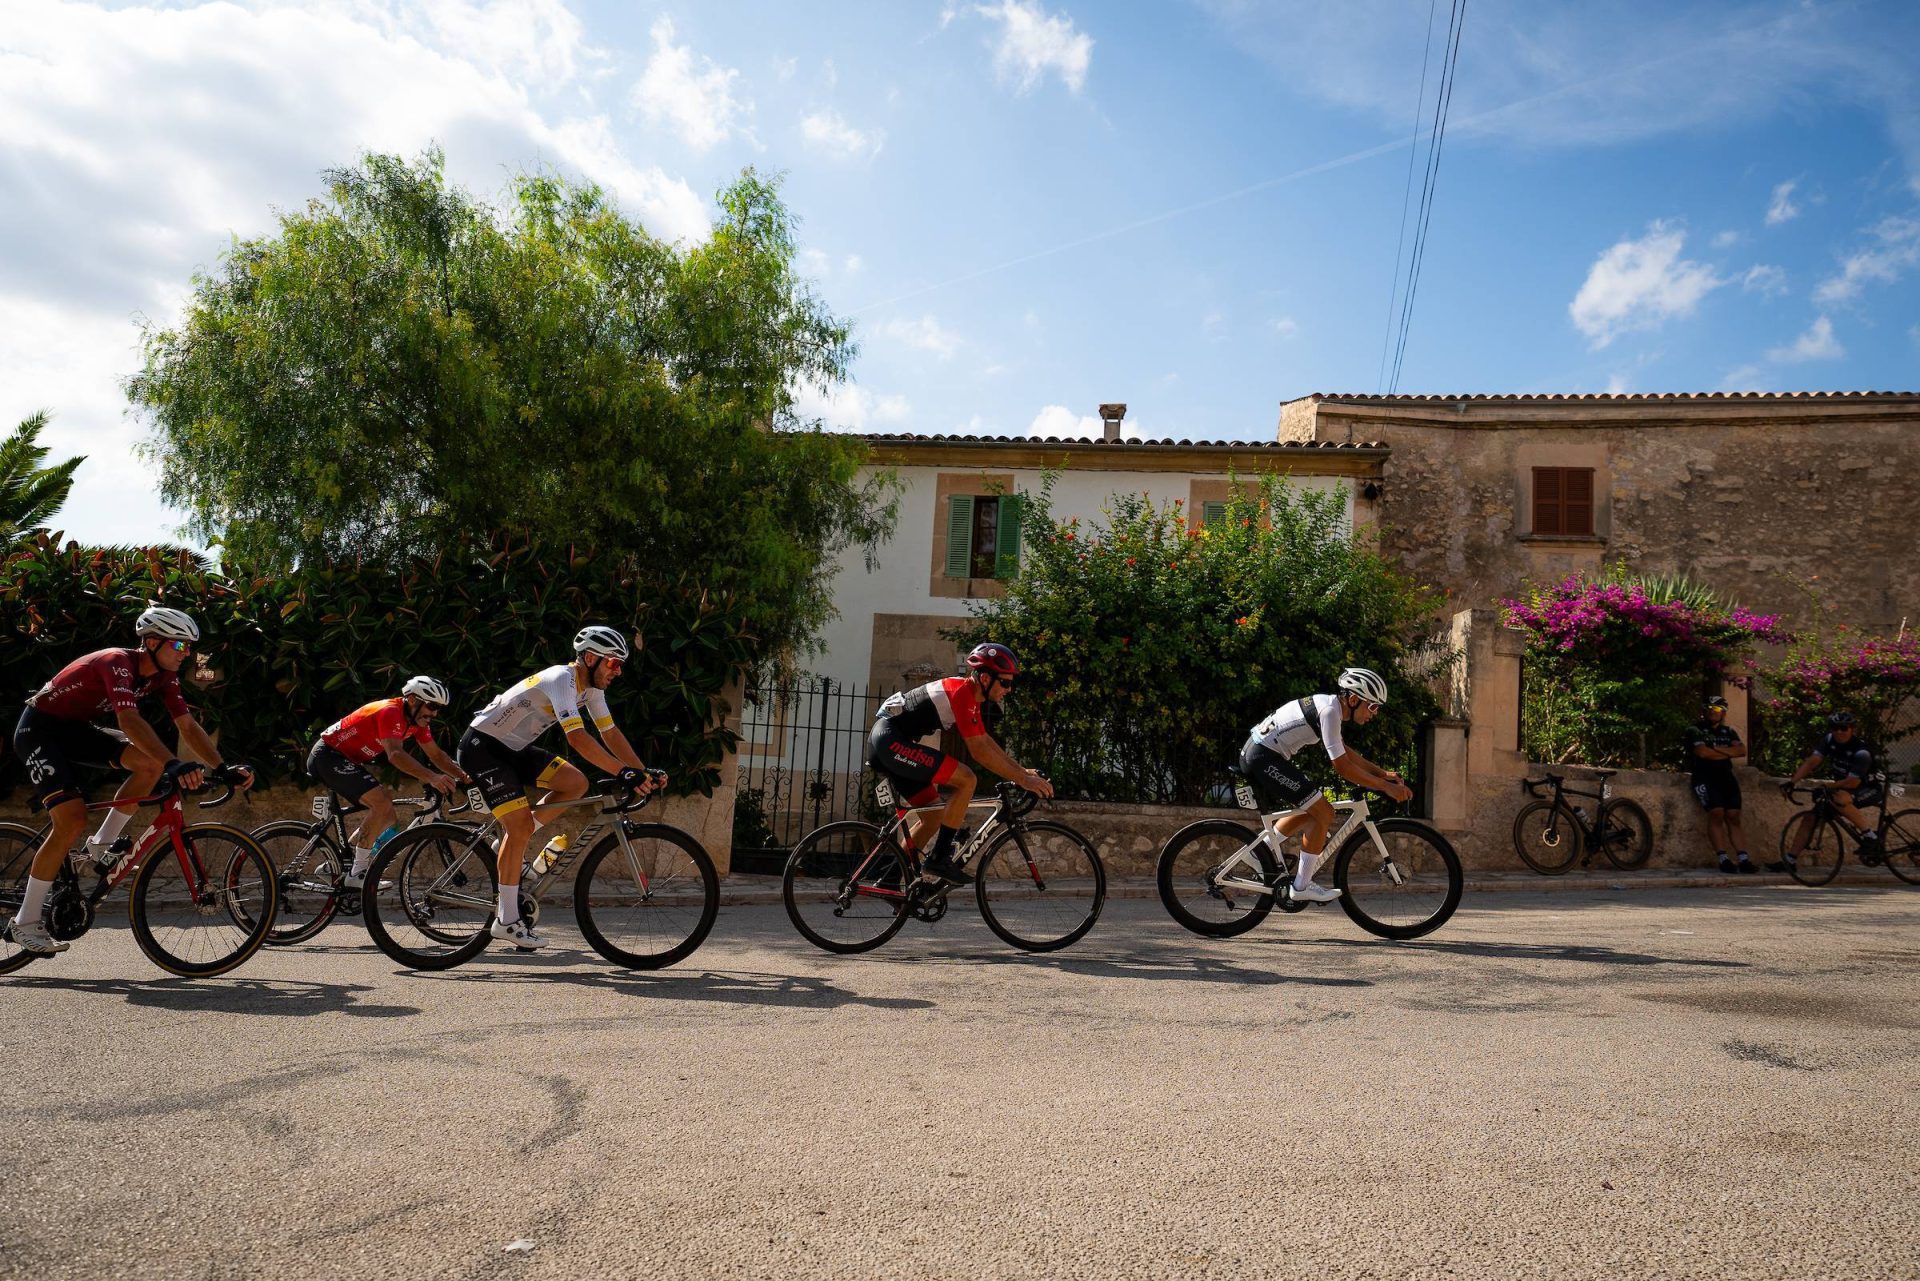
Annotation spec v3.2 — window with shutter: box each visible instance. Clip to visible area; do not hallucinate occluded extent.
[1201,501,1229,527]
[944,495,975,577]
[1530,467,1594,537]
[993,494,1023,578]
[969,497,1001,578]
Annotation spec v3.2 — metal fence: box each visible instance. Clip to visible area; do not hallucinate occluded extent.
[731,676,887,876]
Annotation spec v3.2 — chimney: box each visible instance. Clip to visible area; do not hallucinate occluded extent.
[1098,402,1127,443]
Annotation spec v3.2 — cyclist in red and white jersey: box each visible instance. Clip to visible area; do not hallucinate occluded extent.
[868,642,1052,883]
[306,676,471,888]
[5,607,252,955]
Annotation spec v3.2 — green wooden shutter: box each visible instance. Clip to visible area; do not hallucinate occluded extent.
[1201,501,1228,527]
[945,495,975,577]
[993,494,1023,578]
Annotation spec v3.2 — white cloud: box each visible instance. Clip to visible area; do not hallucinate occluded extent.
[976,1,1092,94]
[631,16,752,153]
[1740,264,1788,296]
[1270,316,1299,339]
[791,378,910,431]
[1766,315,1844,363]
[1765,179,1800,227]
[800,109,885,160]
[1813,216,1920,304]
[1027,404,1143,440]
[879,314,963,359]
[1718,364,1769,392]
[844,253,864,274]
[1568,222,1726,349]
[1711,230,1742,249]
[798,248,831,277]
[1604,372,1631,395]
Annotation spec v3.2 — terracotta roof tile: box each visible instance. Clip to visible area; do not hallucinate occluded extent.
[1301,390,1917,404]
[858,432,1388,448]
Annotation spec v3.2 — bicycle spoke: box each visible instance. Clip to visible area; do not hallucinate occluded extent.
[783,822,912,954]
[0,824,43,975]
[130,828,277,977]
[976,822,1104,951]
[575,829,718,969]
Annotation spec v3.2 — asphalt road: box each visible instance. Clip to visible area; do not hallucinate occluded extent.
[3,886,1916,1281]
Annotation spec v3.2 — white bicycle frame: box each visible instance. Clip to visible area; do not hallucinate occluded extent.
[1211,781,1405,899]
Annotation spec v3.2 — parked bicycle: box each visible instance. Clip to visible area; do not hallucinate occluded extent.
[0,765,276,978]
[1157,770,1461,940]
[1511,769,1653,875]
[252,787,479,945]
[783,778,1105,954]
[359,774,718,971]
[1777,779,1918,886]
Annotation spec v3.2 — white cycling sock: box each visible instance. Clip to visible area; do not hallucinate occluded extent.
[498,884,519,924]
[91,809,132,850]
[14,876,54,925]
[1293,852,1321,890]
[349,846,373,876]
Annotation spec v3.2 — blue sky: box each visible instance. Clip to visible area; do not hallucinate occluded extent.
[3,0,1917,547]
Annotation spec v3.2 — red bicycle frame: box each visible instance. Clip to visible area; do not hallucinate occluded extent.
[65,785,214,898]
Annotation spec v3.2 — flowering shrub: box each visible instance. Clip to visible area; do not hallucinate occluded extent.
[952,476,1444,805]
[1756,630,1920,776]
[1504,567,1784,768]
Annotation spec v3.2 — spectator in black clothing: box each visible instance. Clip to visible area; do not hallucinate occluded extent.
[1688,695,1753,874]
[1780,710,1886,865]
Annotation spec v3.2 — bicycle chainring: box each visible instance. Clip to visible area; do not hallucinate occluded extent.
[907,881,950,923]
[45,890,93,941]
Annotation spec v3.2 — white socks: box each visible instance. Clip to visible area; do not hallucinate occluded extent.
[349,846,373,876]
[13,876,53,926]
[498,883,519,924]
[91,809,131,850]
[1293,851,1322,891]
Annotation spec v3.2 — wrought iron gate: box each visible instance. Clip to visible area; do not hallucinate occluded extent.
[731,676,887,875]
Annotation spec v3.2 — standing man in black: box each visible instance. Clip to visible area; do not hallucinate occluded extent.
[1688,695,1754,874]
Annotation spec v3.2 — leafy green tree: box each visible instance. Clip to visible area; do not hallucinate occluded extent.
[130,148,894,664]
[954,477,1445,805]
[0,411,84,544]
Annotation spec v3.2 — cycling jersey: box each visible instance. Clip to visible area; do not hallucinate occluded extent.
[26,648,190,723]
[1687,722,1741,788]
[1813,734,1876,782]
[320,697,431,765]
[875,677,988,740]
[1249,693,1347,761]
[468,665,613,751]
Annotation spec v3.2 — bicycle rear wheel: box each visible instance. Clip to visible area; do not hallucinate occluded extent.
[1512,799,1582,874]
[1334,819,1462,940]
[574,825,720,969]
[1594,799,1654,870]
[1878,810,1920,885]
[129,824,277,978]
[363,823,497,970]
[1783,813,1844,886]
[975,820,1105,952]
[782,821,912,955]
[252,820,341,945]
[0,822,43,976]
[1155,819,1279,938]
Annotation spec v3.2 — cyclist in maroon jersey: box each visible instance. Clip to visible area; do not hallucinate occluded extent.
[5,607,252,956]
[868,642,1052,883]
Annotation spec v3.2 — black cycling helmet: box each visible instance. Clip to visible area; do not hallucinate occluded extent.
[1829,710,1856,728]
[966,642,1020,677]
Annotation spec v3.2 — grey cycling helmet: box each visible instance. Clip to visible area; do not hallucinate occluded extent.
[402,675,451,706]
[1336,666,1389,705]
[134,606,200,642]
[573,625,630,661]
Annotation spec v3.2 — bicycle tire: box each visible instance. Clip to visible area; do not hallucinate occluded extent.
[128,823,277,978]
[975,820,1106,952]
[251,819,341,945]
[782,821,913,955]
[1155,819,1280,938]
[1878,809,1920,885]
[1784,813,1844,887]
[362,822,497,970]
[574,824,720,969]
[1334,818,1463,940]
[1512,799,1583,875]
[0,822,44,976]
[1594,798,1654,870]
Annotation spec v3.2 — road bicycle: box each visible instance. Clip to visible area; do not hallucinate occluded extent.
[1777,779,1918,887]
[1157,772,1462,941]
[251,787,479,945]
[783,778,1104,954]
[1511,768,1653,875]
[0,765,276,978]
[359,774,719,971]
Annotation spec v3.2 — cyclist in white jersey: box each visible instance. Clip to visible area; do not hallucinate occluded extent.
[1241,667,1413,903]
[457,625,659,949]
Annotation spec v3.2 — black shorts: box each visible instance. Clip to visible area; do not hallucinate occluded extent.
[1238,739,1321,812]
[1849,783,1885,811]
[306,740,382,803]
[457,728,567,818]
[868,723,957,807]
[11,705,131,810]
[1691,775,1742,812]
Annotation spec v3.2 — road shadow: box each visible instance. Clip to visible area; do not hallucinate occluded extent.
[1297,936,1749,969]
[394,961,936,1011]
[858,945,1372,988]
[3,974,422,1018]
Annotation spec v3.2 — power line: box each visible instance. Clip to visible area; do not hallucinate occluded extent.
[1388,0,1468,395]
[1376,0,1440,395]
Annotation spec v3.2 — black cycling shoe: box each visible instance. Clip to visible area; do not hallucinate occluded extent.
[922,851,974,885]
[1735,858,1758,875]
[1764,857,1794,873]
[1717,855,1737,874]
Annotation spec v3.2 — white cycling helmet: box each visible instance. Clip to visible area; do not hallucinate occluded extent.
[134,606,200,642]
[402,675,451,706]
[573,625,630,661]
[1336,666,1389,706]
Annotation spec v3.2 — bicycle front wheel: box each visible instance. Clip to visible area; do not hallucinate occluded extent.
[975,820,1105,952]
[363,823,497,970]
[782,822,912,955]
[1595,799,1654,870]
[0,822,44,976]
[128,824,277,978]
[252,820,341,945]
[1155,819,1278,938]
[1784,813,1844,886]
[1334,819,1463,940]
[1882,810,1920,885]
[1512,799,1583,875]
[575,825,720,969]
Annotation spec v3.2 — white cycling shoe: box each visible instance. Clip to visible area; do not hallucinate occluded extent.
[490,917,545,951]
[1289,880,1342,905]
[6,919,69,954]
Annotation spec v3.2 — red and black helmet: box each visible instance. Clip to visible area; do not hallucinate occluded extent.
[965,642,1020,677]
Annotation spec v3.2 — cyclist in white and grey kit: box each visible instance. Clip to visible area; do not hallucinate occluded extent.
[1241,667,1413,903]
